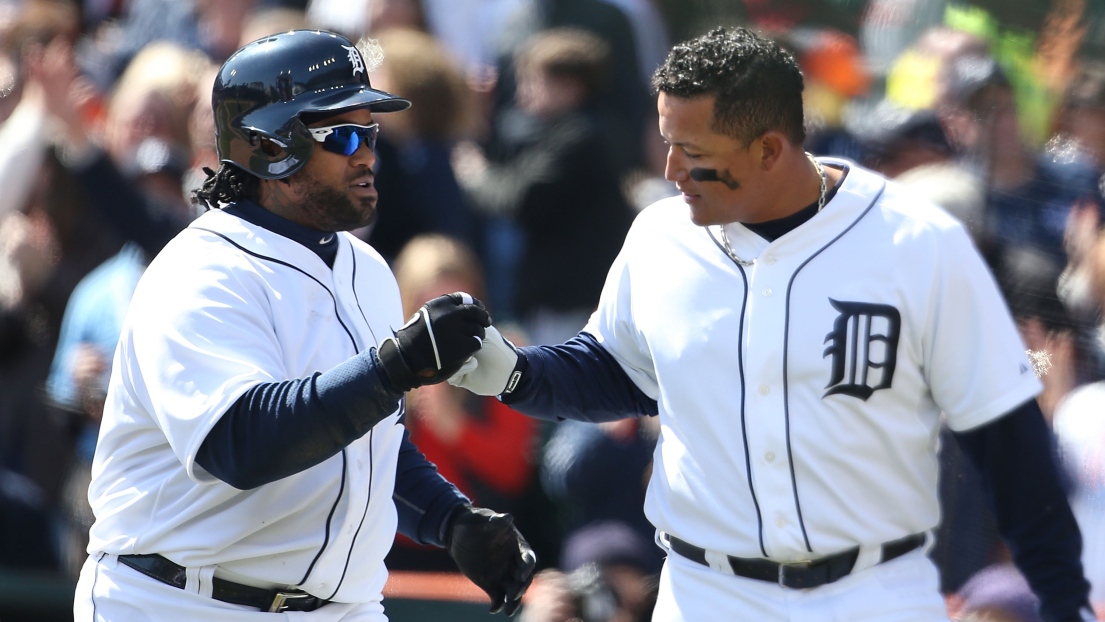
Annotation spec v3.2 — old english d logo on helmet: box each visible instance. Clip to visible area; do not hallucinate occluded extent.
[212,30,411,180]
[342,45,365,76]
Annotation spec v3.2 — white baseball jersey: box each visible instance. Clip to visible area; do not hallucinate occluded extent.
[584,158,1040,561]
[86,208,405,602]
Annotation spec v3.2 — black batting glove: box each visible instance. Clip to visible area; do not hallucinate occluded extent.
[446,504,537,616]
[377,292,490,393]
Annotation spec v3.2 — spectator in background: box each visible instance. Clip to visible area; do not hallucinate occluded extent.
[1051,61,1105,172]
[43,240,149,579]
[387,234,539,571]
[488,0,649,178]
[0,204,59,574]
[950,563,1047,622]
[77,0,257,91]
[784,27,870,163]
[520,521,659,622]
[360,28,480,264]
[854,100,956,180]
[1052,63,1105,333]
[541,417,663,576]
[939,51,1099,273]
[0,0,80,219]
[884,25,990,112]
[0,8,120,542]
[457,28,636,342]
[888,29,1103,389]
[896,163,988,251]
[41,38,204,257]
[0,208,61,520]
[0,149,122,574]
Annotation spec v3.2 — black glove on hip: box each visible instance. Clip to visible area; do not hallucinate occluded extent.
[446,504,537,616]
[377,292,490,393]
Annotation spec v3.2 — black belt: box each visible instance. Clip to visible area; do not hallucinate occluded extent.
[117,554,330,613]
[666,532,926,590]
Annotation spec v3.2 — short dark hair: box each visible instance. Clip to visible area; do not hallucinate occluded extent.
[652,27,806,146]
[516,28,611,101]
[191,163,260,210]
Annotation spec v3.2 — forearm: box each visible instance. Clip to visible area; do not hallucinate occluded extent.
[0,97,48,218]
[953,400,1093,622]
[195,349,404,489]
[502,332,658,422]
[394,428,469,546]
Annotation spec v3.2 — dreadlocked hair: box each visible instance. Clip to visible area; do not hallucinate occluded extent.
[191,163,261,210]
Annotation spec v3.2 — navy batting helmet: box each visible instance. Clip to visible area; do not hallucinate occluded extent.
[212,30,411,180]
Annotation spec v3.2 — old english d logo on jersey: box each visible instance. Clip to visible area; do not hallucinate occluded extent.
[342,45,365,76]
[822,299,901,400]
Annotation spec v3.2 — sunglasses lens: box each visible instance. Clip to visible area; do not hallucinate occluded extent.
[321,125,377,156]
[359,126,378,151]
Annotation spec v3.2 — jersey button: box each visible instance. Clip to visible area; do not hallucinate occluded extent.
[764,451,775,463]
[775,515,787,528]
[763,255,776,265]
[758,384,769,395]
[762,288,772,297]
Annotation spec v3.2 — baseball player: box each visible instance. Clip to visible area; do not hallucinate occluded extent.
[450,27,1094,622]
[72,30,535,621]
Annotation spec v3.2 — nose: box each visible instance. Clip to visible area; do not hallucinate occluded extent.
[664,146,687,183]
[349,138,377,168]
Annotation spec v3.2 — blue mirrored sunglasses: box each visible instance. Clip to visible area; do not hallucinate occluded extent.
[308,123,380,156]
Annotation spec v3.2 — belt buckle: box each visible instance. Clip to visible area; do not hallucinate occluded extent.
[268,592,311,613]
[777,560,813,588]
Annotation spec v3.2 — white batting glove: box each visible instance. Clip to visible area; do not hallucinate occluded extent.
[448,326,521,396]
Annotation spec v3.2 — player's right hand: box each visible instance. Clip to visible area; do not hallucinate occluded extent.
[377,292,490,393]
[448,325,521,396]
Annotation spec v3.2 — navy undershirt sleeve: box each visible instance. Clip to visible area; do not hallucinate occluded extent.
[196,349,403,490]
[502,332,658,422]
[393,426,469,547]
[953,399,1092,622]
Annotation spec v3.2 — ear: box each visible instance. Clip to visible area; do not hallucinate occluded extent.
[756,132,786,171]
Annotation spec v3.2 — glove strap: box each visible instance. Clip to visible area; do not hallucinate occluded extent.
[377,338,418,393]
[501,352,527,396]
[440,502,472,548]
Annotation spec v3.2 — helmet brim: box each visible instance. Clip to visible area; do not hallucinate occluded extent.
[240,86,411,137]
[306,86,413,114]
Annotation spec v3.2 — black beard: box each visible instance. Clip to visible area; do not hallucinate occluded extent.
[295,175,377,232]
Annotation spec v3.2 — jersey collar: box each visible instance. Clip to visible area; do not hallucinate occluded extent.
[222,200,340,268]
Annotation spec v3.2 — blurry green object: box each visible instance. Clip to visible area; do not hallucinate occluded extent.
[945,3,1055,147]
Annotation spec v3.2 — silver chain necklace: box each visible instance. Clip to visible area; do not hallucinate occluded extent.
[718,153,827,267]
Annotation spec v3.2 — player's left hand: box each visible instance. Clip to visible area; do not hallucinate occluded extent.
[446,504,536,616]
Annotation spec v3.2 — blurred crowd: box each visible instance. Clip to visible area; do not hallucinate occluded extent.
[0,0,1103,621]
